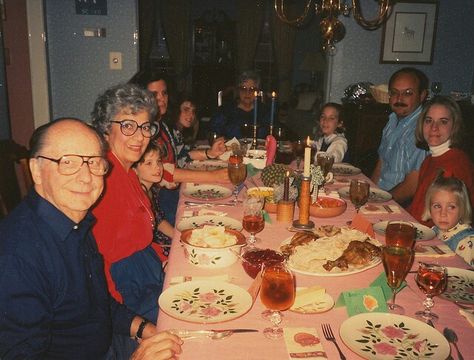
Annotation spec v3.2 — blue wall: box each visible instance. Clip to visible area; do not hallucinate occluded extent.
[328,0,474,102]
[45,0,138,122]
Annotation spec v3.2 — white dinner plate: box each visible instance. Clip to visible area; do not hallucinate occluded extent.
[183,184,232,201]
[340,313,450,360]
[338,186,392,203]
[373,220,436,241]
[332,163,361,176]
[440,267,474,304]
[289,288,334,314]
[176,215,243,232]
[158,280,252,324]
[186,160,227,171]
[280,235,381,277]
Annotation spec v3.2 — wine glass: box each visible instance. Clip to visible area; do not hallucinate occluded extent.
[381,246,414,315]
[292,140,305,172]
[260,261,295,339]
[228,155,247,203]
[349,179,370,212]
[208,131,219,146]
[316,152,335,189]
[431,82,442,97]
[415,262,447,323]
[242,195,264,247]
[385,221,416,248]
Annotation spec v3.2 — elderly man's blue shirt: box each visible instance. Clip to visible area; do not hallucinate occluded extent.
[378,105,428,191]
[0,190,135,359]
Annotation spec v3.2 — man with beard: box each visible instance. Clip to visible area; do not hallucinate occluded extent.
[371,67,429,206]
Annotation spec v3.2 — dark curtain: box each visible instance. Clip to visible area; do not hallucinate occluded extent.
[137,0,157,70]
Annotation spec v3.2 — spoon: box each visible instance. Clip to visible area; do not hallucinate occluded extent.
[443,328,464,360]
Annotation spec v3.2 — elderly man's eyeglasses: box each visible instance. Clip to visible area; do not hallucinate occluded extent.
[111,120,158,138]
[388,89,416,98]
[36,155,109,176]
[239,86,258,94]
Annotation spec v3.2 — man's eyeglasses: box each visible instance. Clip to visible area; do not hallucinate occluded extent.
[388,89,416,98]
[111,120,159,138]
[36,155,109,176]
[239,86,258,94]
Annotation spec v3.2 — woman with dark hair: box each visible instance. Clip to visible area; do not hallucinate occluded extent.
[210,70,271,139]
[408,95,474,225]
[132,72,229,225]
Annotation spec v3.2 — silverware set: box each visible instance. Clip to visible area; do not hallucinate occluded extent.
[170,329,258,340]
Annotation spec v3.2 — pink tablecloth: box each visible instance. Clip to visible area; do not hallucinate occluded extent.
[157,172,473,360]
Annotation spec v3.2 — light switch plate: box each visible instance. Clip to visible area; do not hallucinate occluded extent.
[109,52,122,70]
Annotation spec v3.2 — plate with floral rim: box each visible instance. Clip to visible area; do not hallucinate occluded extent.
[183,184,232,201]
[186,160,227,171]
[439,267,474,304]
[373,221,436,241]
[177,215,243,232]
[332,163,362,176]
[338,186,392,203]
[340,313,449,360]
[158,280,252,323]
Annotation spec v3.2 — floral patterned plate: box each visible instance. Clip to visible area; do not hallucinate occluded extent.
[158,280,253,323]
[183,185,232,201]
[332,163,362,176]
[187,160,227,171]
[338,186,392,203]
[373,221,436,241]
[440,267,474,304]
[340,313,449,360]
[177,215,243,232]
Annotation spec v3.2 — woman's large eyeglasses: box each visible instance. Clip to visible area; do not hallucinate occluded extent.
[111,119,159,138]
[36,155,109,176]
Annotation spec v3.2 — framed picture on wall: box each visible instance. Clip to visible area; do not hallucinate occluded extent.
[380,1,438,64]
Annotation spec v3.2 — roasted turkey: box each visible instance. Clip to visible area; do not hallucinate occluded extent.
[322,239,381,271]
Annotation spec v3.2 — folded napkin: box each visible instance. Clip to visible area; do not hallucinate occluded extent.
[351,213,376,238]
[219,137,241,161]
[414,244,455,257]
[284,328,327,359]
[181,209,227,218]
[361,204,401,215]
[246,163,260,178]
[459,308,474,327]
[169,274,230,285]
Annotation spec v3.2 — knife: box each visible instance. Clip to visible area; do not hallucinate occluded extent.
[212,329,259,333]
[184,201,236,207]
[431,245,446,255]
[170,329,258,340]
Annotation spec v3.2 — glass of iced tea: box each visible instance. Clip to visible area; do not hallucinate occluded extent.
[260,261,295,339]
[415,262,447,323]
[349,179,370,212]
[228,155,247,203]
[382,246,414,314]
[242,195,264,247]
[385,221,416,248]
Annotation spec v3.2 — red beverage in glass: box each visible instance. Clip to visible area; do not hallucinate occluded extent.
[382,246,413,289]
[416,267,447,296]
[260,266,295,311]
[385,222,415,248]
[228,163,246,186]
[242,214,264,234]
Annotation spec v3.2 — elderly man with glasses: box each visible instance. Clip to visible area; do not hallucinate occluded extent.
[371,67,429,206]
[0,118,182,359]
[210,70,272,139]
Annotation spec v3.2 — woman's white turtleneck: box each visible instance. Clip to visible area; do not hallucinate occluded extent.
[429,140,451,157]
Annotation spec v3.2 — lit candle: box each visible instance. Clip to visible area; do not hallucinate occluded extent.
[270,91,276,128]
[253,91,258,126]
[283,170,290,201]
[303,137,311,177]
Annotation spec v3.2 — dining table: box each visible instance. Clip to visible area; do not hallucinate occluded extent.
[156,161,473,360]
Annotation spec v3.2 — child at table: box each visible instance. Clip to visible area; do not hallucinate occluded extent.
[133,142,174,262]
[313,102,349,163]
[421,174,474,265]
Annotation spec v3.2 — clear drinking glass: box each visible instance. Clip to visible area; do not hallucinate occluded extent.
[292,140,305,172]
[349,179,370,212]
[382,246,414,315]
[228,155,247,203]
[242,195,264,247]
[260,261,295,339]
[385,221,416,248]
[415,262,447,323]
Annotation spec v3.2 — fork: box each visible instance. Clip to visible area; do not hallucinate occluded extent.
[321,323,346,360]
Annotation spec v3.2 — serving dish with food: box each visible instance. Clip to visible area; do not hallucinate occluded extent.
[280,225,381,276]
[309,196,347,218]
[180,226,246,268]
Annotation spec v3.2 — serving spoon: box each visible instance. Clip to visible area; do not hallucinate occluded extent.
[443,328,464,360]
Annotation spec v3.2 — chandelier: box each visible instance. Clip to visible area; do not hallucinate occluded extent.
[274,0,392,51]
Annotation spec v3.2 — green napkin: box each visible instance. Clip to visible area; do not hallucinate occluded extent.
[370,271,407,301]
[262,210,272,224]
[335,286,388,316]
[246,163,260,178]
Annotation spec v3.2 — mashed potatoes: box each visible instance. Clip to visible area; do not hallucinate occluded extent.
[187,226,237,248]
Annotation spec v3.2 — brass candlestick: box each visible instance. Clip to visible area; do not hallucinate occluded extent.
[251,125,258,149]
[293,176,314,229]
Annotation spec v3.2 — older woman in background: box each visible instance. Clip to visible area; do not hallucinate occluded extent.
[91,83,164,325]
